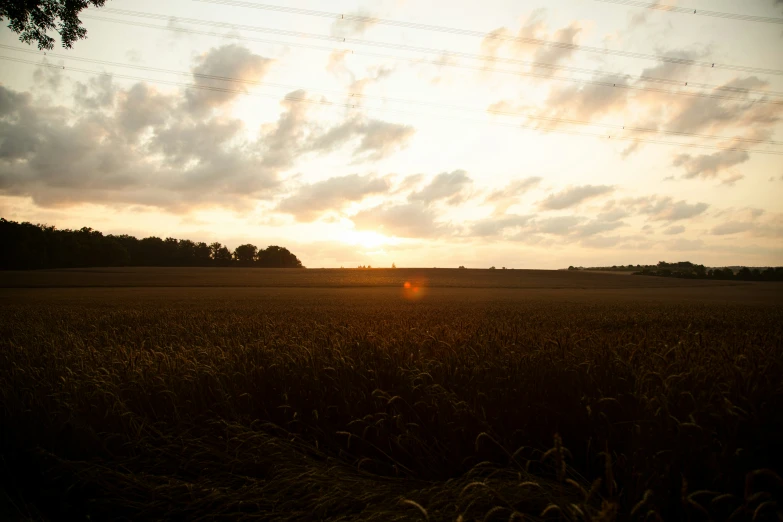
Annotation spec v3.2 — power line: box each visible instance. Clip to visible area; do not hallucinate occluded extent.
[4,43,780,147]
[3,54,781,156]
[91,8,783,99]
[191,0,783,76]
[81,12,783,106]
[593,0,783,24]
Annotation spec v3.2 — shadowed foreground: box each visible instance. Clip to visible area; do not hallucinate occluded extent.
[1,271,782,520]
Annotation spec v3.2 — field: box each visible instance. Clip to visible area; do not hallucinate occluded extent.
[1,269,782,521]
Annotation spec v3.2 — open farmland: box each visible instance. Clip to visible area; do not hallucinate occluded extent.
[0,266,766,289]
[1,269,782,521]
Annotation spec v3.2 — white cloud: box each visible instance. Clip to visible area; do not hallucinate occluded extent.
[278,174,391,222]
[539,185,614,210]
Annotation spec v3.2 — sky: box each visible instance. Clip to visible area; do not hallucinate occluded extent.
[0,0,781,268]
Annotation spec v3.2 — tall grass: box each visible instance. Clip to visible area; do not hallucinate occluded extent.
[1,290,782,520]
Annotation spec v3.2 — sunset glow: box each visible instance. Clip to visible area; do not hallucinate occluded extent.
[0,0,780,268]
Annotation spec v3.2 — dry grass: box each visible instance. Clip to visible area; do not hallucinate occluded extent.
[1,271,782,521]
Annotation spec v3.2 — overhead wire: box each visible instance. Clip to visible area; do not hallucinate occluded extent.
[3,43,780,147]
[3,53,781,156]
[81,12,783,106]
[191,0,783,76]
[593,0,783,25]
[91,8,783,98]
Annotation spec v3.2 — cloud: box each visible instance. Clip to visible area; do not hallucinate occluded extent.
[596,208,629,222]
[0,44,414,212]
[663,225,685,235]
[468,213,624,240]
[711,222,753,235]
[308,116,415,161]
[485,176,542,213]
[354,119,415,161]
[662,76,781,137]
[348,65,395,99]
[530,22,582,73]
[33,59,66,92]
[351,201,443,238]
[73,74,116,110]
[575,218,625,237]
[627,0,668,28]
[536,74,630,125]
[277,174,391,221]
[150,118,244,169]
[626,196,710,221]
[258,90,314,170]
[184,44,273,116]
[348,169,477,238]
[116,83,175,137]
[637,48,711,83]
[539,185,614,210]
[706,207,779,238]
[672,149,749,181]
[480,27,512,68]
[669,238,704,251]
[326,50,352,80]
[470,214,533,237]
[331,9,378,38]
[393,173,425,194]
[481,11,583,76]
[535,215,582,235]
[409,170,473,204]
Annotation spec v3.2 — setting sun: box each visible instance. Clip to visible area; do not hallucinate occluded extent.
[336,229,396,250]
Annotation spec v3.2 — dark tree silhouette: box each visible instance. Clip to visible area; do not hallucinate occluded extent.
[632,260,782,282]
[0,218,305,269]
[257,245,302,268]
[1,0,108,50]
[233,244,258,266]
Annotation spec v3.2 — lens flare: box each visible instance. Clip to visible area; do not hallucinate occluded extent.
[402,277,427,300]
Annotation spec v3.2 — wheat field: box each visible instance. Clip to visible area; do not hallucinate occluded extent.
[1,269,782,521]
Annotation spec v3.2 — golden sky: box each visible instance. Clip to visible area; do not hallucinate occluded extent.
[0,0,781,268]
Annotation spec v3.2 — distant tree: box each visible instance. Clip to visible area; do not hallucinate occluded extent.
[392,262,396,268]
[257,245,303,268]
[1,0,109,50]
[209,242,223,260]
[178,239,196,266]
[214,246,232,265]
[194,242,211,265]
[489,266,496,270]
[458,265,466,269]
[163,238,179,266]
[233,244,258,265]
[0,219,305,270]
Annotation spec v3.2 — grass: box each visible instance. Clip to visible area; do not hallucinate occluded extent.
[1,270,782,521]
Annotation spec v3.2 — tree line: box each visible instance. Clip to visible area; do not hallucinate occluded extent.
[633,261,783,282]
[0,219,304,270]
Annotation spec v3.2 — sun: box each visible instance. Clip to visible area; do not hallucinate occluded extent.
[337,229,394,249]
